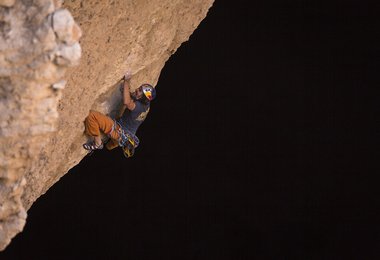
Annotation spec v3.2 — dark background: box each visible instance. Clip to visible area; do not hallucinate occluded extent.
[2,0,379,259]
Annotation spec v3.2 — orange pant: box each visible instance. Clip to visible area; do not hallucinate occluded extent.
[84,110,120,150]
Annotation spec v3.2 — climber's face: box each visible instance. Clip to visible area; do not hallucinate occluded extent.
[134,87,144,99]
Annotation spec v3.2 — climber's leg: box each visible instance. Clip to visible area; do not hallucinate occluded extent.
[84,110,114,136]
[84,110,119,150]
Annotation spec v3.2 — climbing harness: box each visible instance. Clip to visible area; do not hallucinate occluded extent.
[110,120,140,158]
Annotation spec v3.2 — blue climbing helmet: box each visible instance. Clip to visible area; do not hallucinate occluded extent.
[140,84,156,103]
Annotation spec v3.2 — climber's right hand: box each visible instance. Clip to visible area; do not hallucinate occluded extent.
[123,71,132,81]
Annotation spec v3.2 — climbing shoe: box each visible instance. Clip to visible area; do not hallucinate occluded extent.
[83,141,104,151]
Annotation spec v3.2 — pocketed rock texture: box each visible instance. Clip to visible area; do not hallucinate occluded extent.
[0,0,214,251]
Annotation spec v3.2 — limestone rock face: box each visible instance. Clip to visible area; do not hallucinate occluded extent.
[0,0,214,251]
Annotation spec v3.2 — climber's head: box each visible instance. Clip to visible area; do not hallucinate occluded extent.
[133,84,156,104]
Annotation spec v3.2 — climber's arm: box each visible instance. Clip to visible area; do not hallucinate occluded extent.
[123,79,136,111]
[116,104,127,119]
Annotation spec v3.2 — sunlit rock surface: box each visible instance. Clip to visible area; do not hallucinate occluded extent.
[0,0,214,250]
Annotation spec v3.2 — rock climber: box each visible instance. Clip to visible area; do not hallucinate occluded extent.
[83,73,156,157]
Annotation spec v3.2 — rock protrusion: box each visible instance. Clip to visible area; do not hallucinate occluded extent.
[0,0,82,251]
[0,0,15,8]
[52,9,82,45]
